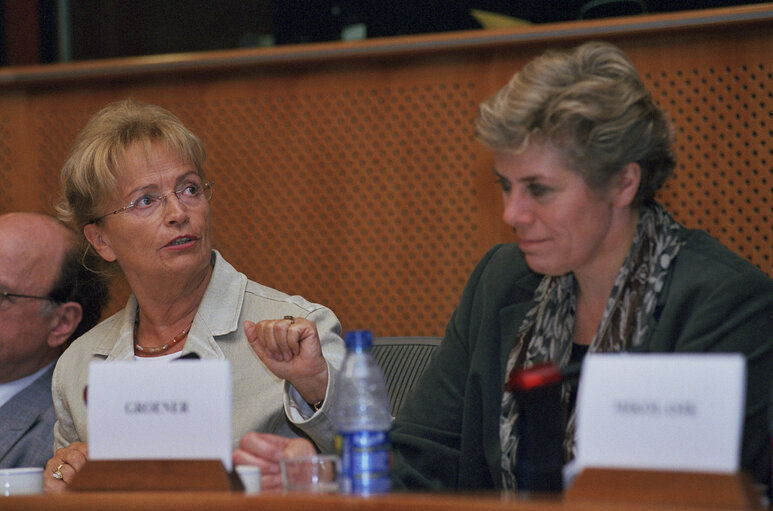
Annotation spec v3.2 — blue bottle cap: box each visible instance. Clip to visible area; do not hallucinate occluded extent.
[344,330,373,350]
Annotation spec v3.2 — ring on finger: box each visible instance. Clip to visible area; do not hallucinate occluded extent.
[52,463,65,480]
[283,315,295,325]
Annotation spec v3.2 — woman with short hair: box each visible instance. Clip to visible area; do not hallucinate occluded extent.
[44,99,345,492]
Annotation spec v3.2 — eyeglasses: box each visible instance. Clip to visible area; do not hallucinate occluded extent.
[0,290,60,308]
[93,181,214,223]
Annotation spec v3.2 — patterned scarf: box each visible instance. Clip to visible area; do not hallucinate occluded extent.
[499,202,685,490]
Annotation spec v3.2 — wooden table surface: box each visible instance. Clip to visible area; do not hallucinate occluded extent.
[0,489,760,511]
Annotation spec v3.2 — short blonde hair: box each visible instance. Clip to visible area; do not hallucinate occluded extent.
[56,99,206,231]
[476,41,675,208]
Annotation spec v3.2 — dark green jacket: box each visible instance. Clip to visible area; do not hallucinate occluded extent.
[392,228,773,490]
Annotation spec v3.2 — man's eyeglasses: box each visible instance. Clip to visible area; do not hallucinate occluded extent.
[0,290,60,308]
[92,181,214,223]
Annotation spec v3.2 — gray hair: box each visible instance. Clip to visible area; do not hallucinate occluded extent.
[476,41,675,207]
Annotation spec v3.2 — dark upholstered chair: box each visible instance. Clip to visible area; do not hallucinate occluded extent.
[371,336,442,416]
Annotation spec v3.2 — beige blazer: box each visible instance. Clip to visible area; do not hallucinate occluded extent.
[52,250,345,454]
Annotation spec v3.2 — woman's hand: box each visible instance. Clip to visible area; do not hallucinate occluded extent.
[245,317,329,405]
[233,432,317,491]
[44,442,88,494]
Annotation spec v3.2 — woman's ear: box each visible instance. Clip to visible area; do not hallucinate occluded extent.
[612,162,641,209]
[83,223,117,262]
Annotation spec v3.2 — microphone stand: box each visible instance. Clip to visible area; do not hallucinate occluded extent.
[505,361,582,493]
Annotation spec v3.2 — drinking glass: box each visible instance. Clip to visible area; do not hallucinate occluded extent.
[280,454,339,493]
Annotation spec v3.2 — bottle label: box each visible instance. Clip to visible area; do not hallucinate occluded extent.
[337,430,392,495]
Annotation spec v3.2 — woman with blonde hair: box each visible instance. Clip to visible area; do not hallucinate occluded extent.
[44,99,345,492]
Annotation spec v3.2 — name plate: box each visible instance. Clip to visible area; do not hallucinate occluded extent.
[87,360,232,470]
[575,353,745,474]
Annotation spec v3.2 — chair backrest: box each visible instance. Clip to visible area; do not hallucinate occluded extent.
[371,336,442,416]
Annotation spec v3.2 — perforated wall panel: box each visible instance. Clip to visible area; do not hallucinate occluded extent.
[647,64,771,273]
[0,114,12,213]
[165,79,487,337]
[0,11,770,337]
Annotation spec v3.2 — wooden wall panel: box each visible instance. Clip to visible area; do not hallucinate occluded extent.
[0,5,770,337]
[622,26,773,277]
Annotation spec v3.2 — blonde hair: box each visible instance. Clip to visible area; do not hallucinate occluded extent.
[56,99,206,231]
[476,41,675,207]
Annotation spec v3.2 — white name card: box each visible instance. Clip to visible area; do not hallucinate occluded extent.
[575,353,745,474]
[87,360,232,470]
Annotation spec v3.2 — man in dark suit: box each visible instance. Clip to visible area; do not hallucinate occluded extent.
[0,212,108,468]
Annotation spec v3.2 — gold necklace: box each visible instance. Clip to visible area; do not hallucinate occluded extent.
[133,309,193,355]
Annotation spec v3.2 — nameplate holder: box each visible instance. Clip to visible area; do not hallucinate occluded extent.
[575,353,745,475]
[569,353,756,507]
[566,468,762,509]
[68,459,242,492]
[87,360,232,471]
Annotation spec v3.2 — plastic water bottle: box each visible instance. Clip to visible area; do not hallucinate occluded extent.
[333,330,392,495]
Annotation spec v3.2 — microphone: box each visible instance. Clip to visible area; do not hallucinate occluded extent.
[506,361,564,493]
[174,352,201,361]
